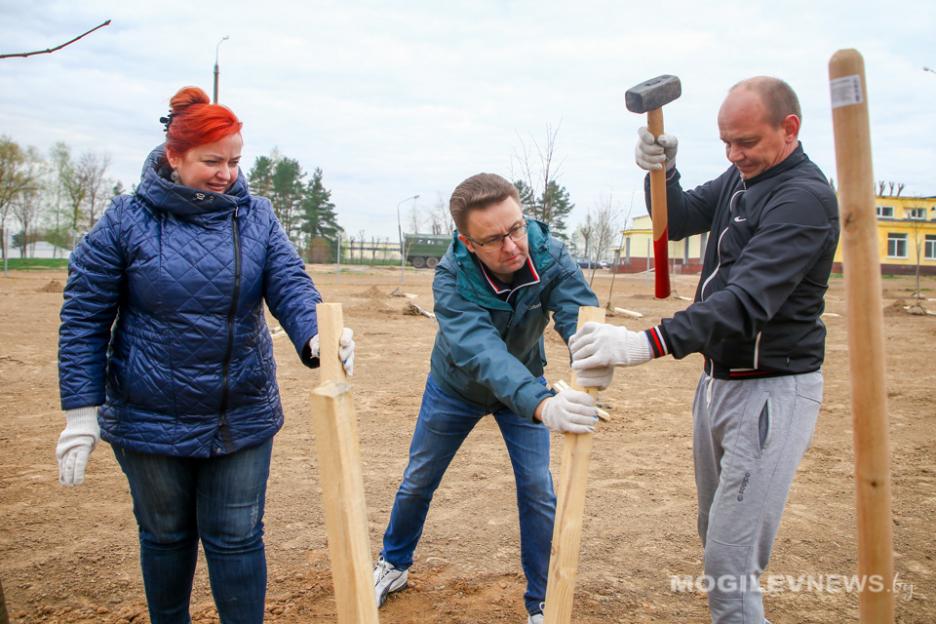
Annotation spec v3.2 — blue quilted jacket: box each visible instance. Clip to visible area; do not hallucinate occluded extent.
[58,146,322,457]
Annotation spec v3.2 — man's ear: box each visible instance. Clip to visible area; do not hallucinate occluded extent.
[458,233,476,254]
[781,114,801,143]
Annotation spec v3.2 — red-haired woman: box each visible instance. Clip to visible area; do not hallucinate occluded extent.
[55,86,353,623]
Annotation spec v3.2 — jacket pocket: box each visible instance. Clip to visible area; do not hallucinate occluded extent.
[106,351,128,402]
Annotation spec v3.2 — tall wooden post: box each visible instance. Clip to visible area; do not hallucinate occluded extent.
[310,303,379,624]
[544,306,606,624]
[829,49,895,623]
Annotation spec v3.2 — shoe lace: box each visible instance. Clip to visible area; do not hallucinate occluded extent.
[376,558,394,580]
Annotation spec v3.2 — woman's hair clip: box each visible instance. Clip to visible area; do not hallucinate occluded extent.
[159,113,174,133]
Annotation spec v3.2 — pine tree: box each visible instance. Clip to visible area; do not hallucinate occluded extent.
[540,180,574,239]
[514,179,537,216]
[300,167,342,244]
[248,153,305,244]
[247,155,275,200]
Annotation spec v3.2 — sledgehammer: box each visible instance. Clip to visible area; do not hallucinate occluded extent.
[626,74,681,298]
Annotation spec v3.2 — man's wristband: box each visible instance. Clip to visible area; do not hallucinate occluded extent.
[644,325,670,359]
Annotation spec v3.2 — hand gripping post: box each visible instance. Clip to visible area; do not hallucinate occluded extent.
[544,306,606,624]
[310,303,380,624]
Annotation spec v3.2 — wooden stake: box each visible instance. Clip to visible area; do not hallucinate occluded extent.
[311,303,379,624]
[829,49,895,623]
[0,575,8,624]
[544,306,605,624]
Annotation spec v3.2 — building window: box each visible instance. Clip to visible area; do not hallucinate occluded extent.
[907,207,926,220]
[876,206,894,219]
[887,233,907,258]
[926,235,936,260]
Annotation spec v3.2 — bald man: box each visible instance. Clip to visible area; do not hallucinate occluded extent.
[570,77,839,623]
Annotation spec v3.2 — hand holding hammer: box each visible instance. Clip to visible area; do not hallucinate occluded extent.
[626,74,681,299]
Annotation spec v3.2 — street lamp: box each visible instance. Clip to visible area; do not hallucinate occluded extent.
[395,194,420,291]
[213,35,230,104]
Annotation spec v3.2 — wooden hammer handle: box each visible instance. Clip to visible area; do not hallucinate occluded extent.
[647,108,671,299]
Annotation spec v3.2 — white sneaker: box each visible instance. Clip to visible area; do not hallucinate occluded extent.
[528,613,544,624]
[373,556,408,607]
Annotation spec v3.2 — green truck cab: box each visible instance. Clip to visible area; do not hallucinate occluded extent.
[403,233,451,269]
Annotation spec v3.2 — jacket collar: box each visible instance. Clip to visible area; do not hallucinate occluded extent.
[477,255,541,301]
[451,218,553,310]
[136,144,250,218]
[742,143,806,188]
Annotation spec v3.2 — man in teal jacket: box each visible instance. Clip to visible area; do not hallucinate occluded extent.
[374,173,600,623]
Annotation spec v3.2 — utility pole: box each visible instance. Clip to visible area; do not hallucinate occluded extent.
[213,35,230,103]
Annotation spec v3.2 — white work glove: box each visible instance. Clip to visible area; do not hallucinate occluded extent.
[569,322,653,376]
[309,327,356,377]
[573,360,614,390]
[635,126,678,172]
[56,406,101,486]
[537,390,598,434]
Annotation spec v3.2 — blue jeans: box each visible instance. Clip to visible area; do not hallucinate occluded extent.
[113,438,273,624]
[381,374,556,615]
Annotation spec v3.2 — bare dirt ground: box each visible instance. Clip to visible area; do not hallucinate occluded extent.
[1,266,933,623]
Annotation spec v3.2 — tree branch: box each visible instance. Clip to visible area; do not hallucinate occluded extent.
[0,19,111,60]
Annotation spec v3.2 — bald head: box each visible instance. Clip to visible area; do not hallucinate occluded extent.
[728,76,801,127]
[717,76,802,179]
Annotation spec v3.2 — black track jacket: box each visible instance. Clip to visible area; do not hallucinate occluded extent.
[644,144,839,379]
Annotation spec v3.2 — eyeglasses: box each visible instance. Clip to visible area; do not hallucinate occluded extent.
[465,221,528,248]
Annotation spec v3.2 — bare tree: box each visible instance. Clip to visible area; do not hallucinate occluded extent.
[511,122,574,236]
[51,143,90,247]
[907,216,927,301]
[12,184,42,258]
[429,192,453,235]
[586,194,620,285]
[0,138,40,270]
[80,152,111,229]
[575,212,595,264]
[407,204,422,234]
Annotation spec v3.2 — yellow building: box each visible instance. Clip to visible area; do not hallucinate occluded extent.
[616,213,707,274]
[832,195,936,275]
[615,195,936,276]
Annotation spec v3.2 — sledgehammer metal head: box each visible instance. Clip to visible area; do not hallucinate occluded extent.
[625,74,682,113]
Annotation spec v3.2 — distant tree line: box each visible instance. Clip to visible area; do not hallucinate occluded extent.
[0,135,115,266]
[0,137,344,266]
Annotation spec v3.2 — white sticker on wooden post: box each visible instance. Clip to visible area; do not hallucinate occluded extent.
[544,305,605,624]
[310,303,379,624]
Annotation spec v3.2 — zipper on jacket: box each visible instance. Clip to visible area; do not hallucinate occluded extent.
[217,205,241,452]
[700,187,745,302]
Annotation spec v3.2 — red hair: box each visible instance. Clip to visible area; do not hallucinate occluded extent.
[164,86,243,156]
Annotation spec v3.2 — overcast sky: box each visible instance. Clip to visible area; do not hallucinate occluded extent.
[2,0,934,240]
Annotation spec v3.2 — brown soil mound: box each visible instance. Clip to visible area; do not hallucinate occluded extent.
[353,285,386,299]
[39,279,63,293]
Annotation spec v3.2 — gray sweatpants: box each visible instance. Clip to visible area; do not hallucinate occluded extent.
[693,370,823,624]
